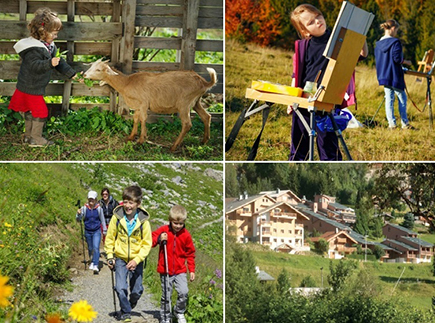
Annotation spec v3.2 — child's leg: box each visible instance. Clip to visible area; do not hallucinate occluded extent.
[115,259,132,315]
[289,112,310,161]
[316,130,342,161]
[160,274,174,322]
[84,230,93,261]
[173,273,188,315]
[395,88,409,127]
[91,230,101,267]
[128,263,144,309]
[384,86,396,127]
[23,112,33,143]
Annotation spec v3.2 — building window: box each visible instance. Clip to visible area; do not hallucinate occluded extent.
[273,229,277,232]
[274,239,277,242]
[281,229,284,233]
[289,230,292,234]
[281,239,284,242]
[243,207,249,212]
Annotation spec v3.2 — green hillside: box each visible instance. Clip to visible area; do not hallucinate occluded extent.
[0,163,223,322]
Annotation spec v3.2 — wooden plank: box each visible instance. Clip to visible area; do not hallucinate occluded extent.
[136,5,183,16]
[26,1,114,16]
[19,0,26,20]
[200,0,223,7]
[62,0,75,115]
[120,0,137,74]
[197,17,222,29]
[110,0,121,113]
[0,21,122,41]
[245,88,335,112]
[135,16,182,28]
[181,0,199,70]
[134,36,181,50]
[138,0,183,4]
[0,41,112,56]
[196,39,223,52]
[198,7,222,18]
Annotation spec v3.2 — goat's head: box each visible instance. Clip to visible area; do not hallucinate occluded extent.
[83,58,118,80]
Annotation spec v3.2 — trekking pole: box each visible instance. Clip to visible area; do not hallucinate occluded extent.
[162,240,171,323]
[369,97,385,126]
[76,199,87,270]
[108,259,117,314]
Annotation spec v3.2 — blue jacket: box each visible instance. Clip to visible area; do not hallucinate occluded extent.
[374,37,405,90]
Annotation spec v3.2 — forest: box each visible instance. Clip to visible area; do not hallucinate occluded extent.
[225,0,435,66]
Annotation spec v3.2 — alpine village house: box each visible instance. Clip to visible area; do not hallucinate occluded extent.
[225,189,434,263]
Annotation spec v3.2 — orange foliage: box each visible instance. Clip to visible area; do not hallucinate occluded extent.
[225,0,281,47]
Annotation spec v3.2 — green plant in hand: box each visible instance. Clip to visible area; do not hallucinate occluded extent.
[75,73,94,87]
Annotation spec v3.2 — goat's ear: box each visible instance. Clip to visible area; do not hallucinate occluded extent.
[105,66,118,76]
[102,59,110,63]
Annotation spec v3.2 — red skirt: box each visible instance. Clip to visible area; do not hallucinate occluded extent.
[8,89,48,118]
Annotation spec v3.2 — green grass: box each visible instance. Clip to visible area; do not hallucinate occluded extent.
[225,39,435,161]
[248,248,435,311]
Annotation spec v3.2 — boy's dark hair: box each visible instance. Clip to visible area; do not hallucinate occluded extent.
[122,185,142,203]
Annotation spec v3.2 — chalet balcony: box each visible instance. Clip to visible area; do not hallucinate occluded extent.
[337,238,347,244]
[236,209,252,217]
[261,230,271,237]
[261,241,272,246]
[335,246,356,254]
[260,221,271,227]
[272,212,296,219]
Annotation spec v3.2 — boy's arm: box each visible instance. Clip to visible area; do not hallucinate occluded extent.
[134,221,153,264]
[185,233,196,275]
[98,207,107,234]
[104,216,118,260]
[151,225,164,247]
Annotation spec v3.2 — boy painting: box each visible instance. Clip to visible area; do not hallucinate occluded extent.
[105,185,152,323]
[152,205,196,323]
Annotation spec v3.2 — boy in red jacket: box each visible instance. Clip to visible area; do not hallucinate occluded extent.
[152,205,195,323]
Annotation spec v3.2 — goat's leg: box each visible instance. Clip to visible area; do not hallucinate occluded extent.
[137,109,148,144]
[171,109,192,151]
[127,110,141,142]
[193,99,211,144]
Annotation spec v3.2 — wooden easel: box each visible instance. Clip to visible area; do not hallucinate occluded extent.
[225,27,366,160]
[416,49,434,82]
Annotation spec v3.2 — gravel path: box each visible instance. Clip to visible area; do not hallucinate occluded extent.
[61,253,160,323]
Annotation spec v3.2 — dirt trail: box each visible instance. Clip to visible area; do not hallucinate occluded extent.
[61,251,160,323]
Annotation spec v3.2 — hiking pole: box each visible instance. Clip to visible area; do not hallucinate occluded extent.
[162,240,171,323]
[76,199,87,270]
[108,259,117,315]
[368,97,385,127]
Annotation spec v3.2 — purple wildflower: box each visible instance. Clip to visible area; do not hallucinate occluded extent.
[210,279,216,285]
[215,269,222,279]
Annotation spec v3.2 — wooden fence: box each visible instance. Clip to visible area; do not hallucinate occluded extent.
[0,0,223,120]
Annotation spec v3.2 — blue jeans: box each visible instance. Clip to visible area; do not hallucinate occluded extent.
[384,86,409,127]
[84,229,101,266]
[115,258,144,315]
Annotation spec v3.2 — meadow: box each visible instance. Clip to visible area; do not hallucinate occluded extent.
[225,39,435,161]
[249,246,435,311]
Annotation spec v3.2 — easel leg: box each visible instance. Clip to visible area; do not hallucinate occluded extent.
[427,77,433,129]
[293,104,316,161]
[328,111,353,161]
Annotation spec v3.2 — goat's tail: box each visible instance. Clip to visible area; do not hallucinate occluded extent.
[205,68,217,89]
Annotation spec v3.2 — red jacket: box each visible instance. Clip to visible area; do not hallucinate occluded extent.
[152,224,195,275]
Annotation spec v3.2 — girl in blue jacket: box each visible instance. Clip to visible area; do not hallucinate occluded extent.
[374,20,413,130]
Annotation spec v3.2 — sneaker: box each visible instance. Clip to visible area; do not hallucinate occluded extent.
[402,124,415,130]
[175,313,186,323]
[388,125,397,130]
[89,264,94,270]
[120,313,132,322]
[93,264,99,272]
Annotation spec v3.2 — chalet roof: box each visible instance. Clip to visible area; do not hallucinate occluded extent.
[295,204,374,245]
[259,189,302,202]
[225,193,275,213]
[375,242,403,254]
[400,236,433,248]
[257,270,275,281]
[311,230,358,244]
[384,223,417,236]
[383,239,419,251]
[329,202,354,212]
[259,202,309,220]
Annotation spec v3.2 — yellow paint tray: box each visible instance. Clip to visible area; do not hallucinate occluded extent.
[251,80,303,97]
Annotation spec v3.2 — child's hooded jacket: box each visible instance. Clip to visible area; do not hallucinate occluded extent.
[14,37,76,95]
[152,224,195,276]
[374,36,406,91]
[105,205,152,265]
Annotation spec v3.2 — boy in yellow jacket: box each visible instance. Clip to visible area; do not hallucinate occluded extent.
[105,185,152,322]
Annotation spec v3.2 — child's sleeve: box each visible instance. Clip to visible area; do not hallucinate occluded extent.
[76,206,84,222]
[98,207,107,234]
[104,216,118,260]
[134,221,152,264]
[185,233,196,274]
[151,226,163,248]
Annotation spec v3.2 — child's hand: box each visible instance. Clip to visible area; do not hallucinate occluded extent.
[126,260,138,271]
[73,71,85,83]
[108,259,115,270]
[160,233,168,242]
[77,208,82,214]
[190,272,195,282]
[51,57,60,67]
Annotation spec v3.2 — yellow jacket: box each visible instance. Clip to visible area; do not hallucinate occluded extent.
[104,205,152,264]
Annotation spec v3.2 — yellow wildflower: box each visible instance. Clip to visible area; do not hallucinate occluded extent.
[4,223,12,228]
[68,300,97,322]
[0,275,14,308]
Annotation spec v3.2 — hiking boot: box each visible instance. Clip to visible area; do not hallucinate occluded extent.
[23,112,33,144]
[120,313,132,322]
[175,313,186,323]
[28,117,54,147]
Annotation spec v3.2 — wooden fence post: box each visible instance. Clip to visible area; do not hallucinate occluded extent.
[110,0,122,113]
[118,0,137,114]
[62,0,75,116]
[181,0,199,71]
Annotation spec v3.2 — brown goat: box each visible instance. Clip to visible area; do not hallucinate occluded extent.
[83,59,217,151]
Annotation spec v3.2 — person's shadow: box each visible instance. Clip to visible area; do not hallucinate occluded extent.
[139,309,160,320]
